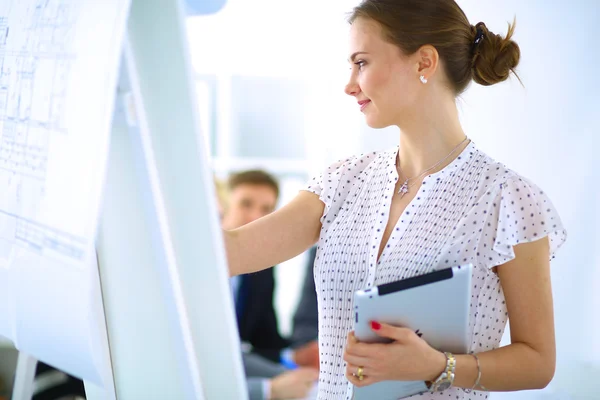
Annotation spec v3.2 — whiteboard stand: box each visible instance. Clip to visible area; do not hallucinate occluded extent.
[86,0,247,399]
[4,0,245,398]
[11,353,36,400]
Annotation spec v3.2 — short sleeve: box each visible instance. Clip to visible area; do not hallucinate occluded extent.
[478,176,567,269]
[302,156,356,223]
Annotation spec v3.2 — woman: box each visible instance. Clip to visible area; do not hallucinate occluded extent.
[224,0,567,399]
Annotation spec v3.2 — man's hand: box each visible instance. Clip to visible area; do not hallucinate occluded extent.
[292,340,319,369]
[269,368,319,399]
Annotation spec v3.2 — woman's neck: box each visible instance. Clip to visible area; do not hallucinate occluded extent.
[396,99,468,178]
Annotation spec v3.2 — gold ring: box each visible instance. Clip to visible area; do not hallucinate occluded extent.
[357,366,364,381]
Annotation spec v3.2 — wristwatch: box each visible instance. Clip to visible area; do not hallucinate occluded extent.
[428,352,456,392]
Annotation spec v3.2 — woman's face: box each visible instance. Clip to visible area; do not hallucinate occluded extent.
[345,18,422,129]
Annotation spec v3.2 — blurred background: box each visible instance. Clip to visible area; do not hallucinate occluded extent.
[186,0,598,399]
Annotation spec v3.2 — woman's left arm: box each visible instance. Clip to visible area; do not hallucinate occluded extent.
[345,237,557,391]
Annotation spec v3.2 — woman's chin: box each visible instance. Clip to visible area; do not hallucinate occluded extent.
[364,115,390,129]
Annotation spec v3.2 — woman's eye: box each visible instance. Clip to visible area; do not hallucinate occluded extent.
[354,60,366,69]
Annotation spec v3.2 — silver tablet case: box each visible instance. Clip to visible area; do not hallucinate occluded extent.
[352,264,473,400]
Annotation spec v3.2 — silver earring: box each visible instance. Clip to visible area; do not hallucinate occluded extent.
[419,75,428,84]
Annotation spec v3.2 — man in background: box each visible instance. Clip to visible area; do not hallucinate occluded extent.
[219,170,318,399]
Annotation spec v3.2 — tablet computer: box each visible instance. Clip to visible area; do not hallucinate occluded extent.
[352,264,473,400]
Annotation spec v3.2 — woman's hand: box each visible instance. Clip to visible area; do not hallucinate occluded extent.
[343,321,447,387]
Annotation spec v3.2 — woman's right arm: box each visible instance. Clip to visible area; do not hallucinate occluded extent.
[224,191,325,276]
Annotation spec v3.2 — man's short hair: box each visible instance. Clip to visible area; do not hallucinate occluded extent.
[228,170,280,200]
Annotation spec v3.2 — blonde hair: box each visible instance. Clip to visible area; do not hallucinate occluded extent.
[213,176,229,216]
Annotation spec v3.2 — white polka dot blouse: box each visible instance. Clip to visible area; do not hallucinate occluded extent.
[303,141,567,400]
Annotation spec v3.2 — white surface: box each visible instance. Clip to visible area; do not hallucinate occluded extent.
[10,353,36,400]
[0,0,129,385]
[125,0,249,396]
[86,0,248,398]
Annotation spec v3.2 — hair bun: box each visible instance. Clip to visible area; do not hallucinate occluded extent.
[472,19,521,86]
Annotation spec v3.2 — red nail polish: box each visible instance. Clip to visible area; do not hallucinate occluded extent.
[371,321,381,330]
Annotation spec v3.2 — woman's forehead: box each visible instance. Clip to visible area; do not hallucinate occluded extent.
[350,21,386,53]
[350,18,384,44]
[349,19,403,60]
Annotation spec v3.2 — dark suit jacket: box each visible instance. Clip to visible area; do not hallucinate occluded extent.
[33,362,85,400]
[290,246,319,347]
[237,267,290,363]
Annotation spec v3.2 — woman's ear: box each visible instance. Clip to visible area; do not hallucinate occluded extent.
[415,45,440,80]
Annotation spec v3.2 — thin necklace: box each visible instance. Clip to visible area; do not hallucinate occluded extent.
[397,137,469,198]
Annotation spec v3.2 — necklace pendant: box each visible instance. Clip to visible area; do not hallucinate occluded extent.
[398,180,409,197]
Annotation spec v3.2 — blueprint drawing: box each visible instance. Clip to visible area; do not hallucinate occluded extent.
[0,0,130,384]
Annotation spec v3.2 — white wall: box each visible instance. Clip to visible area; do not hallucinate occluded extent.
[462,2,599,398]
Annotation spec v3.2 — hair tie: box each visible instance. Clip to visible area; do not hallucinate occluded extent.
[473,26,485,48]
[474,27,484,44]
[471,25,485,57]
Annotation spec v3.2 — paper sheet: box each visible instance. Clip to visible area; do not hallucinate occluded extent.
[0,0,130,385]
